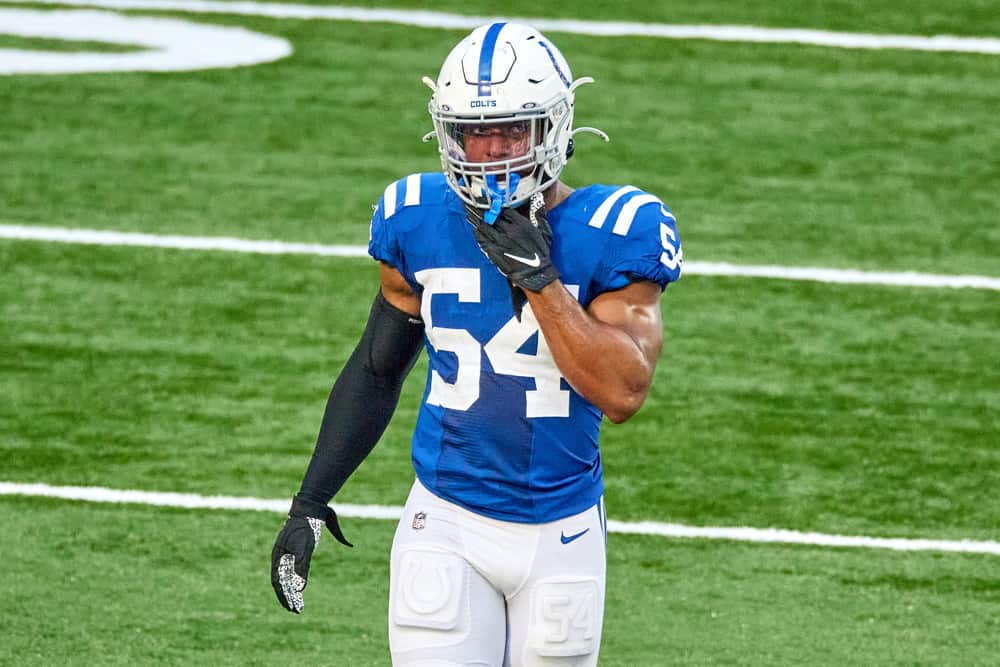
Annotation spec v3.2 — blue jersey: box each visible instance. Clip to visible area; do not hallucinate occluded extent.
[368,173,682,523]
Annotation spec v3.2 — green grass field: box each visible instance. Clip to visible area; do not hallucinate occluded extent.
[1,1,998,664]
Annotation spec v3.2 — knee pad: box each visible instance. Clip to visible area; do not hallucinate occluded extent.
[392,549,466,631]
[527,578,601,658]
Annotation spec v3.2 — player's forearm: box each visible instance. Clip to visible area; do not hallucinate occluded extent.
[525,282,655,423]
[297,360,405,505]
[297,292,424,504]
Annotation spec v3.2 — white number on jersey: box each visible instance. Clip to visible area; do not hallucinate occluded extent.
[414,268,577,418]
[658,205,682,271]
[415,268,482,411]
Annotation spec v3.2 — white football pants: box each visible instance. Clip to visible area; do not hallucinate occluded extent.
[389,478,607,667]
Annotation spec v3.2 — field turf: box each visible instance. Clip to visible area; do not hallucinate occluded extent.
[1,1,998,664]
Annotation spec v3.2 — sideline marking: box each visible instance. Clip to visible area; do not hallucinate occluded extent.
[5,0,1000,55]
[2,481,998,555]
[2,224,997,291]
[0,8,290,74]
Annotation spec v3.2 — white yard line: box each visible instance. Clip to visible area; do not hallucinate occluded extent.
[2,224,997,290]
[5,0,1000,55]
[0,224,370,257]
[2,481,998,555]
[685,261,1000,290]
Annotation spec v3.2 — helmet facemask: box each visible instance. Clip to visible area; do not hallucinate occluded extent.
[429,94,573,214]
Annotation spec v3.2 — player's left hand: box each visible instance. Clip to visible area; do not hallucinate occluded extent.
[271,495,352,614]
[465,196,560,294]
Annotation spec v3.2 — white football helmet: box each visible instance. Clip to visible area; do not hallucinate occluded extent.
[423,22,608,214]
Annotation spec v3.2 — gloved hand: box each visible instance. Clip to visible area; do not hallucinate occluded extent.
[271,494,352,613]
[465,192,560,306]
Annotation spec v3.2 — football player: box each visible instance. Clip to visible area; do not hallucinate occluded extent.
[271,22,683,666]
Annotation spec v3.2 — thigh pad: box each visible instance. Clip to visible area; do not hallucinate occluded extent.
[392,549,465,631]
[528,578,601,658]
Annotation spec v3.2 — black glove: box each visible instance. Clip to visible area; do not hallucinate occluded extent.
[465,195,560,295]
[271,494,352,614]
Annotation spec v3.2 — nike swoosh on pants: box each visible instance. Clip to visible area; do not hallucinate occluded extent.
[560,528,590,544]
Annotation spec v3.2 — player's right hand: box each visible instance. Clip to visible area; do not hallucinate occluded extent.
[464,193,560,293]
[270,495,352,613]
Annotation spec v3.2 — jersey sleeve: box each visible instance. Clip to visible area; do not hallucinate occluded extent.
[367,181,402,267]
[591,195,683,294]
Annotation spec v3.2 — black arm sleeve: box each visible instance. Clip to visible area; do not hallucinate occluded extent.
[296,291,424,507]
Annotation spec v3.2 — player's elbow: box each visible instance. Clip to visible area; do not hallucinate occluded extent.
[602,383,650,424]
[604,401,640,424]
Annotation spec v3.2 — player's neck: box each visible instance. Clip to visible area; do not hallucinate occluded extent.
[544,181,574,211]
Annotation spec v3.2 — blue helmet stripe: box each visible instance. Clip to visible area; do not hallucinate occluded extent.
[477,22,506,97]
[538,40,571,88]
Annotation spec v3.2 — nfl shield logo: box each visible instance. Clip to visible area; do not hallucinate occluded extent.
[412,512,426,530]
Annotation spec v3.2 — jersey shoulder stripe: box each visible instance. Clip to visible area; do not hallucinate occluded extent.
[382,173,423,220]
[567,184,682,294]
[612,193,666,236]
[586,185,639,229]
[585,185,674,238]
[380,173,454,221]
